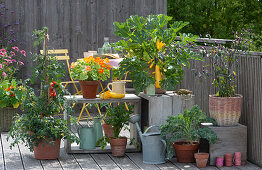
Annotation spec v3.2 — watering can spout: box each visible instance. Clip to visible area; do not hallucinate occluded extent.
[129,114,144,143]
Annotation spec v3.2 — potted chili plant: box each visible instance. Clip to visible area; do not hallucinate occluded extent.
[8,27,79,159]
[160,105,217,162]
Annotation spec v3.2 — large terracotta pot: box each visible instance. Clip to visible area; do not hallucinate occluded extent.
[194,153,209,168]
[34,139,61,160]
[110,137,127,157]
[209,94,243,126]
[79,80,99,99]
[102,123,114,138]
[174,141,199,163]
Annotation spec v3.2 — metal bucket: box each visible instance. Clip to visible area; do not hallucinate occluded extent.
[142,125,166,164]
[78,126,96,150]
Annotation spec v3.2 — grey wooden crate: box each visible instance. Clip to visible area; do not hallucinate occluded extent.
[208,124,247,165]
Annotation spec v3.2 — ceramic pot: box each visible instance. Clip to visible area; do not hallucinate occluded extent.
[79,80,99,99]
[174,141,199,163]
[110,137,127,157]
[102,123,114,138]
[194,153,209,168]
[209,94,243,126]
[34,139,61,160]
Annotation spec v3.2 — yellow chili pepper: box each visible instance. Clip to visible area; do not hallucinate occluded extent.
[155,65,161,88]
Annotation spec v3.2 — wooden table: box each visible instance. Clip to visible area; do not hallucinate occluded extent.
[63,94,141,153]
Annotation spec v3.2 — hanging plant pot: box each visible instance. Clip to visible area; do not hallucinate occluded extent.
[174,141,199,163]
[209,94,243,126]
[79,80,99,99]
[194,153,209,168]
[110,137,127,157]
[0,107,17,132]
[34,138,61,160]
[102,123,114,138]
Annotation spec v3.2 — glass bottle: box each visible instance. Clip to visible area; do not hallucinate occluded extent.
[102,37,112,54]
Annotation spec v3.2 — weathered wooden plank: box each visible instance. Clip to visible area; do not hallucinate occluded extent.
[1,133,24,170]
[91,154,121,170]
[218,166,240,170]
[108,154,140,170]
[40,159,63,170]
[237,162,262,170]
[156,160,180,170]
[126,152,160,170]
[73,154,100,170]
[58,140,82,170]
[18,143,43,170]
[0,133,4,170]
[169,158,199,170]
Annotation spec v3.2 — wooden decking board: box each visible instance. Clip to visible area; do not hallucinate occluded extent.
[218,166,240,170]
[18,143,43,170]
[1,133,24,170]
[40,159,63,170]
[91,154,121,170]
[156,161,180,170]
[169,158,199,170]
[237,162,262,170]
[58,148,82,170]
[0,133,4,170]
[108,154,140,170]
[73,154,101,170]
[126,152,160,170]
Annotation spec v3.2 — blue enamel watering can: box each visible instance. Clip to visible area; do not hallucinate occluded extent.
[129,114,166,164]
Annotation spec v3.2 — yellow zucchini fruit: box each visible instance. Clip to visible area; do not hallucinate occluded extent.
[155,65,161,88]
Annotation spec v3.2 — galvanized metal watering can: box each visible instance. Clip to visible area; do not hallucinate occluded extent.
[129,114,166,164]
[77,126,96,149]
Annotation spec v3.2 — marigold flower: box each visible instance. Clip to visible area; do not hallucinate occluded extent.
[99,68,104,73]
[86,66,91,71]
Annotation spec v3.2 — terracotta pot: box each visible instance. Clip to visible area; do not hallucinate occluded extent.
[102,123,114,138]
[174,141,199,163]
[109,137,127,157]
[194,153,209,168]
[79,80,99,99]
[34,138,61,160]
[209,94,243,126]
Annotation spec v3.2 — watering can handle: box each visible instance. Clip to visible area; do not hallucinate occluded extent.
[77,127,80,136]
[160,139,166,155]
[144,125,159,134]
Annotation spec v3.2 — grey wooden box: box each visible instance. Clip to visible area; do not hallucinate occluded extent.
[208,124,247,165]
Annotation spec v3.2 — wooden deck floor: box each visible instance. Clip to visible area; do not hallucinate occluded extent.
[0,133,261,170]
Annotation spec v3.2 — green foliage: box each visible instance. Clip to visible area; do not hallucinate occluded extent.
[0,80,26,108]
[160,105,217,159]
[112,14,201,93]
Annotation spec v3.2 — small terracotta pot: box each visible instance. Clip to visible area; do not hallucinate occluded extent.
[102,123,114,138]
[109,137,127,157]
[79,80,99,99]
[174,141,200,163]
[194,153,209,168]
[34,139,61,160]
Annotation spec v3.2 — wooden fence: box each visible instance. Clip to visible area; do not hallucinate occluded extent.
[178,42,262,166]
[2,0,167,77]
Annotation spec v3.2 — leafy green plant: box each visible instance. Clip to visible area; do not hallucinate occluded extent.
[97,104,134,149]
[8,27,79,151]
[160,105,217,159]
[112,14,201,93]
[0,79,26,108]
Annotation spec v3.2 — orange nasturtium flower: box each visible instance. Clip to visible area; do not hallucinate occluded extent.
[71,62,77,68]
[107,64,111,70]
[83,57,91,63]
[94,57,100,63]
[99,68,104,73]
[157,40,166,51]
[105,58,109,63]
[86,66,92,71]
[101,63,106,68]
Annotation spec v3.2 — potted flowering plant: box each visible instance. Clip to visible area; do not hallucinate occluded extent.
[70,56,111,98]
[8,27,79,160]
[112,14,201,94]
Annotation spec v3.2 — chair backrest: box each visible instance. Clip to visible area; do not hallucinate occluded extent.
[40,49,69,61]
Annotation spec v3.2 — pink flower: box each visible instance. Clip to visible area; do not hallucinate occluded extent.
[12,46,19,52]
[11,59,16,62]
[0,52,4,56]
[11,51,15,56]
[2,72,6,78]
[0,64,2,69]
[20,50,26,56]
[4,62,8,66]
[18,61,24,65]
[0,49,6,53]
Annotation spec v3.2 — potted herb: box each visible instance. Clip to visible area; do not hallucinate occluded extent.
[160,105,217,162]
[98,104,133,157]
[200,35,245,126]
[0,46,26,131]
[8,27,79,159]
[70,56,111,98]
[112,14,201,94]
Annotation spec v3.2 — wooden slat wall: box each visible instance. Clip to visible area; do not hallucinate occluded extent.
[1,0,167,77]
[179,52,262,166]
